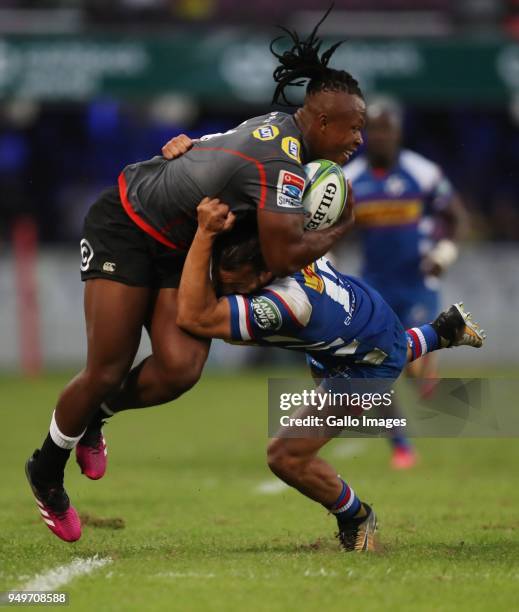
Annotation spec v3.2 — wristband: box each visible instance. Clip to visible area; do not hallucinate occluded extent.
[428,239,459,269]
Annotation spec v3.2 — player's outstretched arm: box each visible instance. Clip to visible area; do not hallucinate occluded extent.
[421,193,467,276]
[176,198,235,340]
[257,180,355,277]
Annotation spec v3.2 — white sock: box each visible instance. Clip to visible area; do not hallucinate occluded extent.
[49,411,86,450]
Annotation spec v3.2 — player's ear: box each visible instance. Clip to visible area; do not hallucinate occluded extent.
[319,113,328,132]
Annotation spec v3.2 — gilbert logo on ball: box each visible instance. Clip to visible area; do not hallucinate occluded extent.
[303,160,348,230]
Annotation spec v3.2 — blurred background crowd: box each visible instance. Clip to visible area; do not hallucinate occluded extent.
[0,0,518,370]
[1,0,519,245]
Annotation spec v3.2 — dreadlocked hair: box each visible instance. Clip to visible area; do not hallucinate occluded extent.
[270,4,362,106]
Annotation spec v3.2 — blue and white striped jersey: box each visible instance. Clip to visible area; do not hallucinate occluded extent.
[344,149,454,293]
[227,256,406,371]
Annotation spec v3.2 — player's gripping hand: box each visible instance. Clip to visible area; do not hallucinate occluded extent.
[335,180,355,230]
[162,134,195,159]
[197,197,236,237]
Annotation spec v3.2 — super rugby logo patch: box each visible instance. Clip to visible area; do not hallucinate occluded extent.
[276,170,305,209]
[80,238,94,272]
[251,296,282,331]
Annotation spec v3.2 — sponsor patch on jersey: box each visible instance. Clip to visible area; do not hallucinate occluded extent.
[251,296,282,331]
[276,170,305,209]
[355,199,422,227]
[302,264,324,294]
[252,125,280,141]
[80,238,94,272]
[384,175,406,197]
[281,137,301,162]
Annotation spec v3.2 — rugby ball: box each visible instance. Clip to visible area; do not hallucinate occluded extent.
[302,160,348,230]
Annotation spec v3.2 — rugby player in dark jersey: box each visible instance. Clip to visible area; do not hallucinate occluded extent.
[25,11,367,542]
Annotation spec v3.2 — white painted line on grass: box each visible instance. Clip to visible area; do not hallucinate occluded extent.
[304,568,338,577]
[330,440,366,459]
[157,572,216,579]
[254,479,288,495]
[20,556,112,591]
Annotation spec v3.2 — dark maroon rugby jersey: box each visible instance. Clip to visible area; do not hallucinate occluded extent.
[118,111,307,251]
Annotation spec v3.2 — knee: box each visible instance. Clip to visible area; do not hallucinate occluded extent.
[267,440,305,480]
[170,359,204,394]
[156,345,208,398]
[83,365,127,395]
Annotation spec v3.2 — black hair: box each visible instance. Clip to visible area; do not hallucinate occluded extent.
[213,218,266,274]
[270,4,363,106]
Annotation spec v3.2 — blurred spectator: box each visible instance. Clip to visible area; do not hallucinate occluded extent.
[491,193,519,241]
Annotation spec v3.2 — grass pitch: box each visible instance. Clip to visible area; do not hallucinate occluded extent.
[1,370,518,612]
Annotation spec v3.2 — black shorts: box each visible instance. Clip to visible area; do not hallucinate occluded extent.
[80,187,186,288]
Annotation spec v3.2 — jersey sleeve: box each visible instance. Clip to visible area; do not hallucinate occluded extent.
[255,159,306,215]
[429,171,455,212]
[226,283,311,342]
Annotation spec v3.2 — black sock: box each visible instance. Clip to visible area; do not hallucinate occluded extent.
[88,408,108,429]
[335,502,368,528]
[32,434,71,486]
[79,409,108,446]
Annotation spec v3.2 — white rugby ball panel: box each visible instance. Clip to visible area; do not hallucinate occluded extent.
[302,160,347,230]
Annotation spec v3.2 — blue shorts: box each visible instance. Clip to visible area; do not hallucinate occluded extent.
[369,287,439,329]
[306,325,408,382]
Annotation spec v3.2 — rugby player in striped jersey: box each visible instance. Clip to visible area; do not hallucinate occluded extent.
[173,197,485,552]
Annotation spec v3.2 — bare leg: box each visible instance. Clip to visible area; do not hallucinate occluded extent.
[55,279,151,436]
[108,288,210,411]
[267,436,340,506]
[30,278,150,492]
